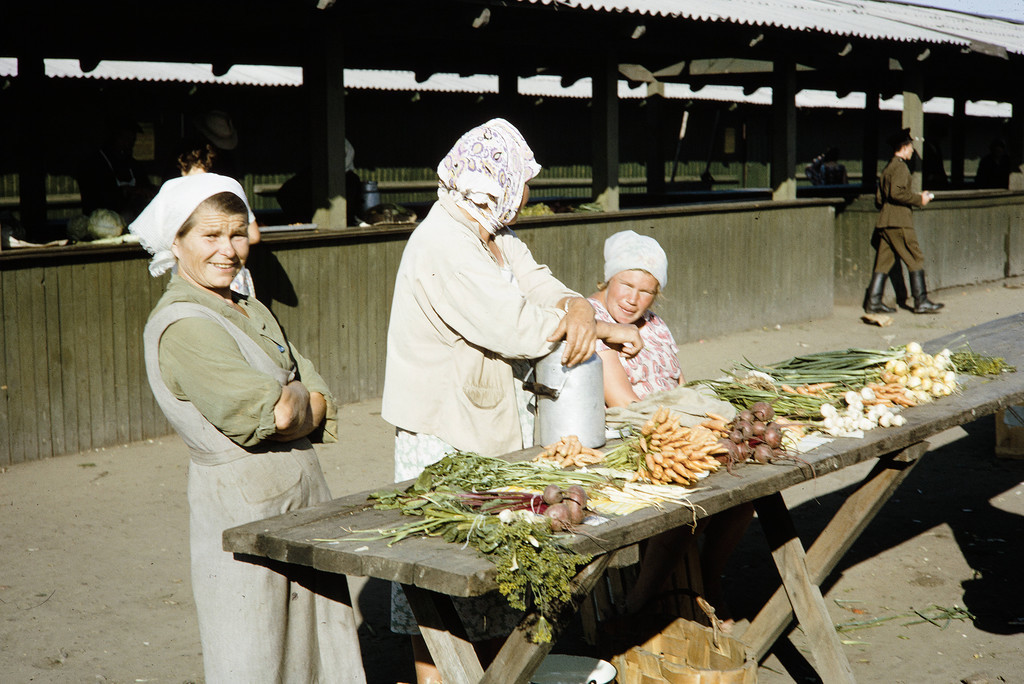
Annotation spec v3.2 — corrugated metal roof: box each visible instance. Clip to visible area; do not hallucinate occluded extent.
[43,59,304,86]
[0,59,1008,116]
[522,0,1024,56]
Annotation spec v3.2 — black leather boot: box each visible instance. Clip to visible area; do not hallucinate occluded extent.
[909,270,944,313]
[863,272,896,313]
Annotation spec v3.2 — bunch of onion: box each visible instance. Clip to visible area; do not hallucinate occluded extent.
[820,387,906,436]
[881,341,956,403]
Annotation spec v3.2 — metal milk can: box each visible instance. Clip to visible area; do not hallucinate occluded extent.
[529,342,606,448]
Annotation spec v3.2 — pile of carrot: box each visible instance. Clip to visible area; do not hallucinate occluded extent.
[862,381,917,408]
[536,434,605,468]
[780,382,837,396]
[637,407,725,485]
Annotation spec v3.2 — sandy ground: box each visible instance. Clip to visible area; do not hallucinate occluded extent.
[2,280,1024,684]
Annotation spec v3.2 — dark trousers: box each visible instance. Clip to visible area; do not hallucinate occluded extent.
[872,226,924,273]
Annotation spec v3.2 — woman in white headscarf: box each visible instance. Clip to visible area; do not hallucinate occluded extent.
[588,230,681,407]
[381,119,642,683]
[130,173,365,684]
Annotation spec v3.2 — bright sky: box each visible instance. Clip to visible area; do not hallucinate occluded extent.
[894,0,1024,22]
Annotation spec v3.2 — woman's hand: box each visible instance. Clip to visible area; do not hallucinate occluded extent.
[596,321,644,358]
[547,297,598,366]
[270,381,326,442]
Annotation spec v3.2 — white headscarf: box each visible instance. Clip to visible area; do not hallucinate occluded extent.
[603,230,669,288]
[129,174,252,277]
[436,118,541,235]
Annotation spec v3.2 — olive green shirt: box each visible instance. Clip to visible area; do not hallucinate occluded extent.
[152,274,337,447]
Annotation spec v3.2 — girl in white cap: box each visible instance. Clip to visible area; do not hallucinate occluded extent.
[588,230,681,406]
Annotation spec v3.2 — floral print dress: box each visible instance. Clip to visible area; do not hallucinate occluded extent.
[589,298,681,399]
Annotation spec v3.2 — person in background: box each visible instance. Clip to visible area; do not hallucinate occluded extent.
[130,173,365,683]
[587,230,681,407]
[191,110,243,180]
[382,118,642,684]
[975,139,1014,189]
[76,116,154,224]
[277,139,363,226]
[805,147,848,186]
[864,128,942,315]
[176,141,261,297]
[923,129,949,190]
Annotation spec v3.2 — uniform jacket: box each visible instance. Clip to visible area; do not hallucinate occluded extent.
[876,155,923,229]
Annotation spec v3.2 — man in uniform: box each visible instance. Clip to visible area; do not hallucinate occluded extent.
[864,128,943,314]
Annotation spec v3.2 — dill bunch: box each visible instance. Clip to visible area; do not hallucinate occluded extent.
[493,517,592,643]
[950,346,1016,376]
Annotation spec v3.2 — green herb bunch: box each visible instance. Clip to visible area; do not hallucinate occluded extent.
[492,517,592,643]
[949,344,1016,376]
[359,453,606,643]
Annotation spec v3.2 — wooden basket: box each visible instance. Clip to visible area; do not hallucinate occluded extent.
[610,599,757,684]
[994,408,1024,459]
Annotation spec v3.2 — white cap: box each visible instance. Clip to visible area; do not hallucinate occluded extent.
[603,230,668,288]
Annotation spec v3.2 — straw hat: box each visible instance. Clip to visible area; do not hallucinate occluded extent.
[193,110,238,150]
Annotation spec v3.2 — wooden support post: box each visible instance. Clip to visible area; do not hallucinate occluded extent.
[16,53,47,235]
[645,82,667,196]
[771,59,797,200]
[754,492,857,684]
[306,34,349,230]
[861,87,880,194]
[592,52,620,212]
[498,68,518,107]
[402,584,485,684]
[951,97,966,186]
[902,69,925,194]
[744,441,929,661]
[1010,97,1024,191]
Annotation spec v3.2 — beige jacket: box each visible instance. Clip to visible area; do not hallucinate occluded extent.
[382,200,576,456]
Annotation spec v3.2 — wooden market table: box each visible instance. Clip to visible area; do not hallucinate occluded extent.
[224,314,1024,684]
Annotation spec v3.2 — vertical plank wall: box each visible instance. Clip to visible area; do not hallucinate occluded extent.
[0,253,170,466]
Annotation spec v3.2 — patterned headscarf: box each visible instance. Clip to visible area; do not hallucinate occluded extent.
[129,173,252,277]
[436,118,542,235]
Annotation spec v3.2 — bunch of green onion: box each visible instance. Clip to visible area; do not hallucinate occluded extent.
[739,348,905,386]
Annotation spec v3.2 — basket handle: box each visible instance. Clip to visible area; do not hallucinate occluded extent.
[696,596,722,651]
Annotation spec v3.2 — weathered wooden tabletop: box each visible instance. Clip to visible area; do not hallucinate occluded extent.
[224,314,1024,596]
[223,314,1024,684]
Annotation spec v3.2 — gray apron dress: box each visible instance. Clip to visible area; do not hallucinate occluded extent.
[144,302,365,684]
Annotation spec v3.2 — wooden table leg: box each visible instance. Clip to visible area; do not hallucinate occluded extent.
[401,584,485,684]
[480,552,614,684]
[744,441,928,661]
[754,492,857,684]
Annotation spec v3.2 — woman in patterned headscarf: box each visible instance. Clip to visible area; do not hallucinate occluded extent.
[381,119,642,682]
